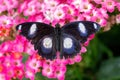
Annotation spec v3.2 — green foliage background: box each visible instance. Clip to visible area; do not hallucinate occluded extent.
[32,24,120,80]
[66,24,120,80]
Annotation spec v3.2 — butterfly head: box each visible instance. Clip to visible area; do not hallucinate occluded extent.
[55,23,60,28]
[55,23,61,35]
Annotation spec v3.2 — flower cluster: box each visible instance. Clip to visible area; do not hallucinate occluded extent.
[0,35,82,80]
[0,0,120,80]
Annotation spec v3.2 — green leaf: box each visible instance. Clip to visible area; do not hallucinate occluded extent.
[66,64,83,80]
[35,72,57,80]
[22,53,29,63]
[24,16,29,19]
[97,57,120,80]
[81,37,113,68]
[22,78,30,80]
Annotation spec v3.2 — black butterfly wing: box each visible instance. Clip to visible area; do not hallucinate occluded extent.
[60,33,81,58]
[61,21,100,43]
[60,21,100,58]
[36,35,56,59]
[16,21,100,59]
[16,22,57,60]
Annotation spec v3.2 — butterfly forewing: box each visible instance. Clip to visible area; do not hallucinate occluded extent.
[16,22,54,39]
[61,21,100,43]
[36,35,57,59]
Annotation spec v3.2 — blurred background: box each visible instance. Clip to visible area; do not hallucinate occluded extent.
[34,24,120,80]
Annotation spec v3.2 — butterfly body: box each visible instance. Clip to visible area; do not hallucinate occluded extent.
[16,21,100,60]
[54,24,61,51]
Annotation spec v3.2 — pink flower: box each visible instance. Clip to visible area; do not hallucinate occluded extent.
[92,15,107,26]
[116,3,120,11]
[93,0,102,4]
[44,0,58,10]
[23,1,37,16]
[5,68,14,79]
[0,64,4,73]
[24,42,37,55]
[14,61,23,69]
[0,51,4,61]
[99,8,109,19]
[74,54,82,63]
[84,8,108,25]
[0,15,13,28]
[26,57,42,72]
[54,8,65,20]
[28,13,44,22]
[76,14,85,21]
[67,58,75,65]
[80,46,87,53]
[18,1,28,13]
[13,35,28,53]
[89,8,108,19]
[0,73,6,80]
[71,0,83,8]
[13,67,24,79]
[0,1,7,13]
[62,5,76,16]
[43,10,54,23]
[116,14,120,24]
[84,39,90,46]
[0,26,10,37]
[88,34,95,40]
[3,57,13,68]
[11,52,22,60]
[56,0,73,4]
[0,0,18,13]
[0,41,12,52]
[13,40,25,53]
[55,66,66,80]
[102,0,116,13]
[0,0,18,11]
[79,2,93,13]
[25,68,35,80]
[42,65,55,78]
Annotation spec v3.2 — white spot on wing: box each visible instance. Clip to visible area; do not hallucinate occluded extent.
[29,24,37,35]
[18,25,22,30]
[63,37,73,49]
[93,23,97,29]
[78,23,86,34]
[43,37,52,48]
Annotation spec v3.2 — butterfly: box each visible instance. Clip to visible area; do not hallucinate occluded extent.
[16,21,100,60]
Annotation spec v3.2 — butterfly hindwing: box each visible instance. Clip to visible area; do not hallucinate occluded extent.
[61,21,100,43]
[36,35,57,59]
[60,33,81,58]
